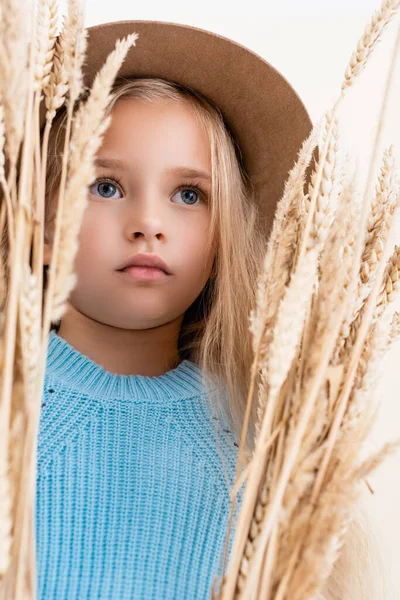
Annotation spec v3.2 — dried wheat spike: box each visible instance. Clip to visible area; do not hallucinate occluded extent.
[19,264,41,404]
[34,0,60,93]
[303,110,341,251]
[375,243,400,316]
[0,0,31,168]
[342,244,400,363]
[342,0,400,92]
[337,149,399,363]
[267,247,319,403]
[360,146,399,286]
[249,123,320,358]
[341,306,394,443]
[61,0,87,102]
[44,30,69,123]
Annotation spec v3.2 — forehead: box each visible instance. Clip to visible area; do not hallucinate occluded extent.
[99,98,211,174]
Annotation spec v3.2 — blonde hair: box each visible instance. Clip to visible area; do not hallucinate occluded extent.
[42,77,385,599]
[44,76,265,452]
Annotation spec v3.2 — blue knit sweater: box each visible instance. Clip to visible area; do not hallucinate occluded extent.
[36,330,243,599]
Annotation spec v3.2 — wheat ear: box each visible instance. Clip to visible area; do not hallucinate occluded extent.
[34,0,59,93]
[342,0,400,92]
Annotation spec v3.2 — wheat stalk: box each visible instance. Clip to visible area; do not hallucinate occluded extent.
[13,31,138,600]
[0,6,38,594]
[238,167,356,596]
[216,2,400,598]
[0,1,139,595]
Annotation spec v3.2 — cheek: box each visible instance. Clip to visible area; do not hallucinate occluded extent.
[74,211,116,270]
[180,217,215,276]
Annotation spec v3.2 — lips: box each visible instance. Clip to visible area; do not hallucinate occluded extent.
[117,253,170,274]
[118,265,169,281]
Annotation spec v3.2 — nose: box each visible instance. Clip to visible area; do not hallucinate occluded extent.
[123,191,165,242]
[132,228,162,241]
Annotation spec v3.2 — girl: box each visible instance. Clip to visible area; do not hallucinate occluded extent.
[35,19,384,600]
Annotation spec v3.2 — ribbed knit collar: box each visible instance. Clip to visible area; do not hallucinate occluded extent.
[46,330,210,402]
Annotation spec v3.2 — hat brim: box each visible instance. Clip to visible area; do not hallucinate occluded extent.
[40,19,314,233]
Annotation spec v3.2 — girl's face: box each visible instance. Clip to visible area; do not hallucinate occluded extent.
[45,97,216,330]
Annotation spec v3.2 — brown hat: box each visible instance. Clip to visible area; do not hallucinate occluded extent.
[40,19,313,234]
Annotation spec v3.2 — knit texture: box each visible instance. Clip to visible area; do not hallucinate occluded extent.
[36,330,243,599]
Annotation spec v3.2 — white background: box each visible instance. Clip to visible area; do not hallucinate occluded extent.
[74,1,400,595]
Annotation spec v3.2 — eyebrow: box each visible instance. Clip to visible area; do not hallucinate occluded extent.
[94,157,212,183]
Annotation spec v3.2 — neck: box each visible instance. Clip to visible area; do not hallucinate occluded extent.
[56,302,184,377]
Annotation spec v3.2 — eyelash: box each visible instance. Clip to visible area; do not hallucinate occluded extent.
[93,176,208,204]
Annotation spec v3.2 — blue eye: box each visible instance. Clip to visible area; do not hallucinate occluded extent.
[173,186,205,206]
[88,178,207,205]
[89,178,122,199]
